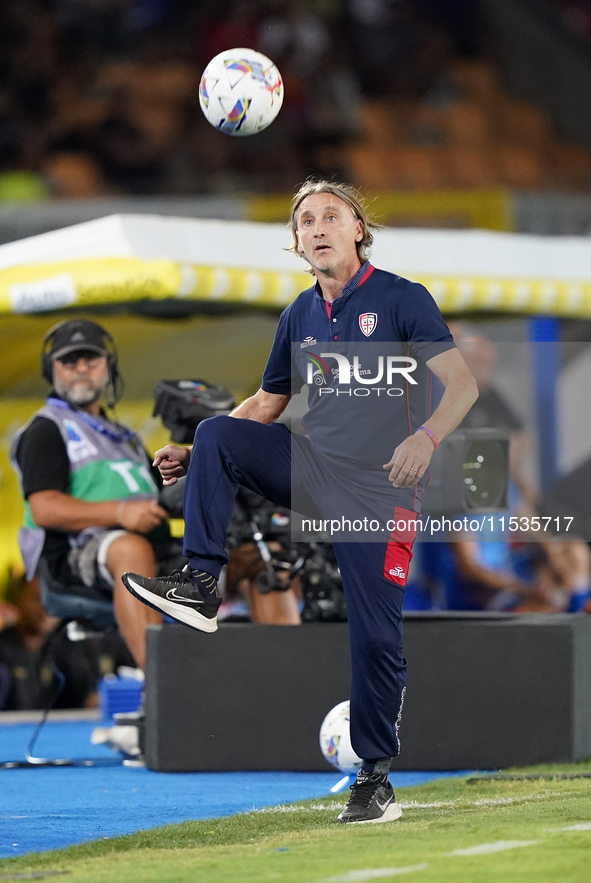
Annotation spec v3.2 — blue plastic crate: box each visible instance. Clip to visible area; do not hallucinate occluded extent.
[98,676,143,722]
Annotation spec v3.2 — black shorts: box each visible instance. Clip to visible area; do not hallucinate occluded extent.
[41,535,183,603]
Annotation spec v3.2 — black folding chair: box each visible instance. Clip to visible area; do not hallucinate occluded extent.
[0,561,121,770]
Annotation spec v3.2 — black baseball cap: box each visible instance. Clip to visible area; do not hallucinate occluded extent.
[48,320,109,361]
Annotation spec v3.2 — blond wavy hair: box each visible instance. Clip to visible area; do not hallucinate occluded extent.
[288,180,377,272]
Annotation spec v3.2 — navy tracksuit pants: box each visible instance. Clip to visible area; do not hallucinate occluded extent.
[183,415,411,762]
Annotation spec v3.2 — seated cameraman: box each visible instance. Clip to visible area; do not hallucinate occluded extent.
[11,320,167,670]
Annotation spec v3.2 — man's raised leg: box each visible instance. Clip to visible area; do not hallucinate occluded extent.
[182,416,293,574]
[123,416,294,631]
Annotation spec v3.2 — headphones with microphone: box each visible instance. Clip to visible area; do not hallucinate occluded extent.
[41,320,123,407]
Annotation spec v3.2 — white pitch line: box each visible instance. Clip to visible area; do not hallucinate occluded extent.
[309,802,345,811]
[247,800,454,815]
[473,796,536,806]
[247,802,347,814]
[557,822,591,832]
[399,801,454,809]
[448,840,541,856]
[321,864,428,882]
[247,788,586,818]
[472,792,554,806]
[472,789,580,807]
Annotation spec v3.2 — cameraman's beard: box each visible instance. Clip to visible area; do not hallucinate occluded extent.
[53,376,105,407]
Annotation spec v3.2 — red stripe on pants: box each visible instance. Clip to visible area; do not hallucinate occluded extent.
[383,506,417,585]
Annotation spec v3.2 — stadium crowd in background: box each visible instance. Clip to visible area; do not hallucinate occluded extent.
[1,0,590,198]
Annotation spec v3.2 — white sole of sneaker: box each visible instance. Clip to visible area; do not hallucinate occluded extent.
[123,575,218,633]
[340,802,403,824]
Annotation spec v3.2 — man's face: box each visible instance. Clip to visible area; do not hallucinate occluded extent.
[295,193,363,275]
[52,350,109,406]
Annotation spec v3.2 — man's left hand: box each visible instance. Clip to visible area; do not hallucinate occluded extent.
[383,432,435,488]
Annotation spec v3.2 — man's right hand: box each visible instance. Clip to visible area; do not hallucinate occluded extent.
[153,444,191,486]
[118,500,168,533]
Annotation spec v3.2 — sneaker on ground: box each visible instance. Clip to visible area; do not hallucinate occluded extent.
[122,565,221,633]
[337,770,402,824]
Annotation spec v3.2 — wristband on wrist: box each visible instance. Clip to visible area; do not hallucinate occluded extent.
[416,425,438,450]
[117,500,126,526]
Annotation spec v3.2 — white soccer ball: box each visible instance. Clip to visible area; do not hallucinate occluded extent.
[319,700,362,775]
[199,48,284,136]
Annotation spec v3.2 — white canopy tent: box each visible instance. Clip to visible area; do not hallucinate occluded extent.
[0,214,590,317]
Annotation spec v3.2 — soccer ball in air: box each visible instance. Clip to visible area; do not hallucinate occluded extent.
[319,700,362,775]
[199,48,284,136]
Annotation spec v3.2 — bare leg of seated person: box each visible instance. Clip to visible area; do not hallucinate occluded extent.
[247,578,301,625]
[105,534,162,670]
[227,542,301,625]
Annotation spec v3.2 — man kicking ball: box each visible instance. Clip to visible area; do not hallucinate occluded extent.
[123,180,478,824]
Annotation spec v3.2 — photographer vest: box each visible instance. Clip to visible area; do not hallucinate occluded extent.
[11,398,160,579]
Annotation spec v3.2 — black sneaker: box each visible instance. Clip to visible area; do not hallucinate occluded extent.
[337,770,402,824]
[122,565,221,633]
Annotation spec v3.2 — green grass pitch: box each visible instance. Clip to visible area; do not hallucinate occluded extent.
[2,761,591,883]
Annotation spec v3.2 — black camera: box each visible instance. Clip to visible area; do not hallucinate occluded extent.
[423,428,510,515]
[153,379,235,444]
[301,545,347,622]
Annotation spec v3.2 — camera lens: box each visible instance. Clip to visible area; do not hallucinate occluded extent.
[462,440,506,509]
